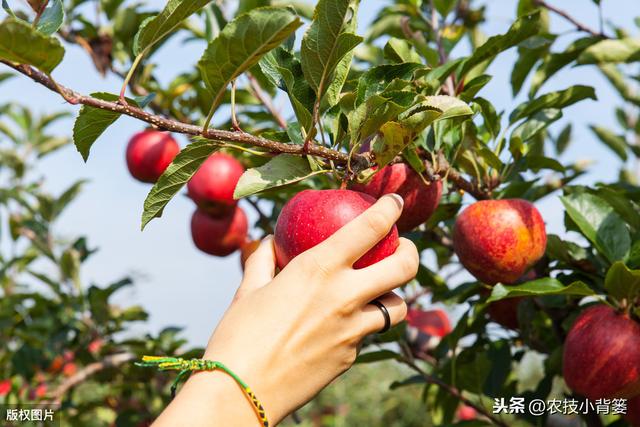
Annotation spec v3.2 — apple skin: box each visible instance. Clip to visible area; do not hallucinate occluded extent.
[626,395,640,426]
[187,153,245,216]
[190,207,248,257]
[406,308,451,337]
[351,163,442,233]
[126,130,179,183]
[487,297,523,330]
[453,199,546,285]
[274,189,399,270]
[563,304,640,399]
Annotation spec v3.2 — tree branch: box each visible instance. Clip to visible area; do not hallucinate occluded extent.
[533,0,609,38]
[1,60,358,167]
[1,60,489,199]
[44,352,136,405]
[247,73,288,129]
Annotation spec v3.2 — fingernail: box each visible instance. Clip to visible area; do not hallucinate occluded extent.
[386,193,404,209]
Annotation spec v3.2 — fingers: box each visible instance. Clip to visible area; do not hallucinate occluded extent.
[311,193,404,268]
[236,236,276,299]
[357,292,407,336]
[351,238,419,303]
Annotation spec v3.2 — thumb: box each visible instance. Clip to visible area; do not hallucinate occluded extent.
[235,235,276,300]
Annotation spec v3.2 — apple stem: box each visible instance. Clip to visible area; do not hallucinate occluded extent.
[119,53,144,105]
[230,80,243,132]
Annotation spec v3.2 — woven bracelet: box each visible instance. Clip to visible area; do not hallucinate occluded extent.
[136,356,269,427]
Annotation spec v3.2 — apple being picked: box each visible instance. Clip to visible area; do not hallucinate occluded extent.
[191,206,248,257]
[126,130,179,183]
[563,304,640,399]
[187,153,244,216]
[453,199,546,285]
[274,189,399,270]
[352,163,442,232]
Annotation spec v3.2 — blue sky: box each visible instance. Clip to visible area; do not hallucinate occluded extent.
[1,0,638,345]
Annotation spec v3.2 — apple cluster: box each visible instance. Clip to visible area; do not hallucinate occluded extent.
[126,130,253,259]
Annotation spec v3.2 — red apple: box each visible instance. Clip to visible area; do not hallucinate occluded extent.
[626,395,640,426]
[191,207,248,257]
[453,199,546,285]
[62,363,77,377]
[0,379,11,396]
[274,189,399,270]
[187,153,245,216]
[88,338,103,354]
[456,404,477,421]
[487,297,523,330]
[126,130,179,183]
[406,308,451,337]
[352,163,442,232]
[563,304,640,399]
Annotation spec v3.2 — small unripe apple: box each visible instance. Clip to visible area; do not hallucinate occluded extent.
[563,304,640,399]
[0,379,11,396]
[456,405,477,421]
[126,130,179,183]
[406,308,451,337]
[453,199,546,285]
[191,207,248,257]
[187,153,245,216]
[352,164,442,232]
[240,239,261,270]
[626,395,640,426]
[274,189,399,270]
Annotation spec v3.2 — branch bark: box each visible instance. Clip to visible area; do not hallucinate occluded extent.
[44,352,136,405]
[533,0,609,38]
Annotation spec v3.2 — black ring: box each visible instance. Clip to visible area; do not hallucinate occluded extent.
[371,300,391,334]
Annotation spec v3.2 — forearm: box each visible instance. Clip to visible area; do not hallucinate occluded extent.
[153,370,261,427]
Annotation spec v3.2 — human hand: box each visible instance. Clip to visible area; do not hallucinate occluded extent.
[156,193,419,426]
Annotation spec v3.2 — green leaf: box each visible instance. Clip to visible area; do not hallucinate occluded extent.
[474,97,500,139]
[578,37,640,64]
[0,17,64,73]
[349,91,418,143]
[459,74,492,102]
[511,108,562,145]
[36,0,64,36]
[604,261,640,303]
[300,0,362,106]
[529,36,600,96]
[2,0,16,17]
[233,154,328,199]
[459,11,540,77]
[259,47,314,131]
[355,349,400,364]
[487,278,596,302]
[523,156,565,172]
[510,85,596,124]
[556,123,572,154]
[589,125,628,161]
[560,192,631,263]
[383,37,422,64]
[141,139,219,230]
[73,93,139,161]
[198,7,302,117]
[355,62,424,106]
[134,0,211,55]
[373,122,414,167]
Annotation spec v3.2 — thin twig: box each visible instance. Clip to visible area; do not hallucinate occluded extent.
[44,352,136,405]
[400,357,509,427]
[533,0,609,38]
[230,80,243,132]
[246,73,288,129]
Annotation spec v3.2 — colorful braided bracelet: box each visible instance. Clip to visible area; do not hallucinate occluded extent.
[136,356,269,427]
